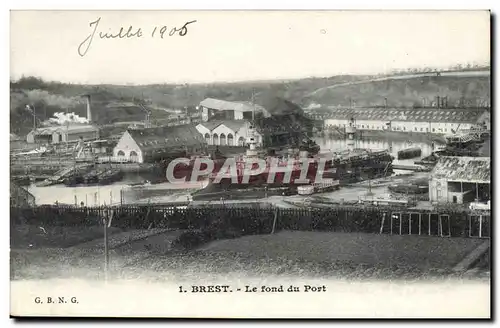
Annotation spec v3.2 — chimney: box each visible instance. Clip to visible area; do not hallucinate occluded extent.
[436,96,440,109]
[84,95,92,122]
[384,97,388,109]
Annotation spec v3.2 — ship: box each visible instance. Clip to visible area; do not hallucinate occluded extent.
[443,124,489,149]
[188,127,394,199]
[168,135,323,183]
[64,168,123,186]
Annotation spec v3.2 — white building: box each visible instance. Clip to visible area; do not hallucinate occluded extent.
[199,98,270,122]
[323,108,490,134]
[196,119,263,147]
[429,156,490,204]
[197,96,316,150]
[26,124,100,144]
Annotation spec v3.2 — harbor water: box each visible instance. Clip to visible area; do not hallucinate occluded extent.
[313,136,438,168]
[26,180,207,206]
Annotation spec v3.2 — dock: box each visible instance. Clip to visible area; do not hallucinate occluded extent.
[35,164,93,187]
[392,164,431,172]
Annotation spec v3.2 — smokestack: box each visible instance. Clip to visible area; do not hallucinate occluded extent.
[436,96,440,109]
[84,95,92,122]
[251,89,255,121]
[384,97,388,109]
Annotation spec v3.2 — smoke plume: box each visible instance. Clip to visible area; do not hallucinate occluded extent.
[49,112,89,124]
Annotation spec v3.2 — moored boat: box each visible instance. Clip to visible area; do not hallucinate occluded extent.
[64,168,123,186]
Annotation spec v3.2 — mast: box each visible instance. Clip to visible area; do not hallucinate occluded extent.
[246,88,258,158]
[66,107,69,151]
[251,88,255,123]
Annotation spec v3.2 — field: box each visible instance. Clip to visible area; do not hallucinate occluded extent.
[10,225,488,283]
[10,224,122,249]
[134,231,486,282]
[10,226,180,280]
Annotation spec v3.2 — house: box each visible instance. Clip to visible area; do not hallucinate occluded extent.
[196,119,262,147]
[113,124,207,163]
[26,124,100,144]
[199,98,269,122]
[323,107,490,134]
[429,156,490,204]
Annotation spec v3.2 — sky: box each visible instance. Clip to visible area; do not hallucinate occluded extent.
[10,10,490,85]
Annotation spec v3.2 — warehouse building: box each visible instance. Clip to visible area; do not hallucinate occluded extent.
[429,156,490,204]
[113,124,207,163]
[323,107,490,134]
[26,124,100,144]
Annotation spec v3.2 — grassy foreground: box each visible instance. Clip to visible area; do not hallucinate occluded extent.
[10,225,122,249]
[10,227,488,282]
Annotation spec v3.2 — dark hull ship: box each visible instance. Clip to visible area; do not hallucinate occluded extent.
[173,133,394,196]
[64,168,124,187]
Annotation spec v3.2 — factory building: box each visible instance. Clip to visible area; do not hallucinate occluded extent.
[196,120,262,147]
[26,125,100,144]
[323,107,490,134]
[113,124,207,163]
[429,156,490,204]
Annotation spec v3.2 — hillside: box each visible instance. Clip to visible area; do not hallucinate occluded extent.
[9,69,491,136]
[302,73,491,109]
[10,75,373,136]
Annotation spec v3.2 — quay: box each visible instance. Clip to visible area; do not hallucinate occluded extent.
[392,164,431,172]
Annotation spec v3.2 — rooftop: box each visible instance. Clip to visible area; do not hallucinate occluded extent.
[30,124,99,135]
[322,107,488,123]
[431,156,491,183]
[200,96,305,117]
[127,124,206,153]
[200,98,263,113]
[197,120,249,132]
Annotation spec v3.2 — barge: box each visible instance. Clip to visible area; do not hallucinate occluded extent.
[397,147,422,160]
[64,168,123,186]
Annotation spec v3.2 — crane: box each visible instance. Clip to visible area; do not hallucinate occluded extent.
[451,123,461,134]
[138,103,152,128]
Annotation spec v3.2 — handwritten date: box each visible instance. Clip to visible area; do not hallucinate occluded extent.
[78,17,197,57]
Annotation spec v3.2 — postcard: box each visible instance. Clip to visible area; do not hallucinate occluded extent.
[10,10,491,318]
